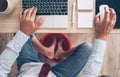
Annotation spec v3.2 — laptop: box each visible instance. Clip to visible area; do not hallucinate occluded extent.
[22,0,68,28]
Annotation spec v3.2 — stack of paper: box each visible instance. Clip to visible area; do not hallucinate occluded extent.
[78,12,93,28]
[77,0,94,28]
[78,0,93,10]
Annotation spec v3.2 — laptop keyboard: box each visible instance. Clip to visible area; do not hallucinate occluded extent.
[22,0,68,15]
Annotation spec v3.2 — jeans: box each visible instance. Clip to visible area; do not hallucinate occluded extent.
[17,37,93,77]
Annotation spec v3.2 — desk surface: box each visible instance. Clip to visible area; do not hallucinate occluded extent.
[0,0,119,33]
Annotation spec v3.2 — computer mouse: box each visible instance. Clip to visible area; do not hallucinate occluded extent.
[99,5,109,21]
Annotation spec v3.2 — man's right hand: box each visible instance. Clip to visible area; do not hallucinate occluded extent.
[19,7,43,36]
[95,7,117,40]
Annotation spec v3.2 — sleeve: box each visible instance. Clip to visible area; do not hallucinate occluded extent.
[81,39,106,77]
[0,30,29,77]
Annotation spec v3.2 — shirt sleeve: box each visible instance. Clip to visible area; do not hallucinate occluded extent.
[81,39,106,77]
[0,30,29,77]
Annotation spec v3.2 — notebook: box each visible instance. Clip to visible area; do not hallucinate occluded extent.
[78,0,93,10]
[78,12,93,28]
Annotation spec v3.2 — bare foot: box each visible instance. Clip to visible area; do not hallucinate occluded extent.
[54,40,66,59]
[32,36,56,60]
[45,49,55,59]
[43,38,57,59]
[55,48,74,60]
[55,48,65,59]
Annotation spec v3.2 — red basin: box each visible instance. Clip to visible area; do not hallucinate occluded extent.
[39,33,72,62]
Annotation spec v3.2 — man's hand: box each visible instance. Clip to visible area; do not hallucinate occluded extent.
[55,40,74,60]
[19,7,43,36]
[95,7,117,40]
[32,37,56,59]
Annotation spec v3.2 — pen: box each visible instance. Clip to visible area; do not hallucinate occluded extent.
[72,2,76,26]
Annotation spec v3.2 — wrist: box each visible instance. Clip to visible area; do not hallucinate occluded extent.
[20,29,31,36]
[96,34,107,40]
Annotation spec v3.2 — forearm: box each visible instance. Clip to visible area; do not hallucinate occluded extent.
[0,48,19,77]
[0,30,29,77]
[32,37,47,55]
[83,6,116,76]
[82,39,106,77]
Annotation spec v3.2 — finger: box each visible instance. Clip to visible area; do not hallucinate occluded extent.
[109,8,116,15]
[109,15,117,28]
[104,7,110,20]
[51,38,57,46]
[95,13,100,24]
[26,7,34,17]
[23,9,28,17]
[109,8,116,20]
[58,39,64,48]
[106,24,114,35]
[49,37,56,49]
[35,17,43,29]
[19,10,23,19]
[111,14,117,24]
[31,7,37,20]
[57,39,64,51]
[107,15,116,33]
[109,8,117,28]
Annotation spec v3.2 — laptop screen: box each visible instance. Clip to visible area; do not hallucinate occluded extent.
[96,0,120,29]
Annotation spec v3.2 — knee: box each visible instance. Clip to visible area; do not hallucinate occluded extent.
[84,43,93,54]
[83,42,93,50]
[75,42,93,55]
[78,42,92,49]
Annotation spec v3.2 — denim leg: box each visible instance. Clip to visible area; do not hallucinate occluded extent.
[51,42,93,77]
[17,35,40,70]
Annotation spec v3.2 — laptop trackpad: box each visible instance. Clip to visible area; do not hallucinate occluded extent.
[36,15,54,28]
[36,15,68,28]
[54,15,68,28]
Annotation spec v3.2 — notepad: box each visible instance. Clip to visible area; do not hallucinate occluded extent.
[78,12,93,28]
[78,0,93,10]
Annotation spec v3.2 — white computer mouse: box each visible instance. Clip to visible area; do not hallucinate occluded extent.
[99,5,109,21]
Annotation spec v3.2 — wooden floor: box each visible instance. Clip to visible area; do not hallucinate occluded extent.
[0,33,120,77]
